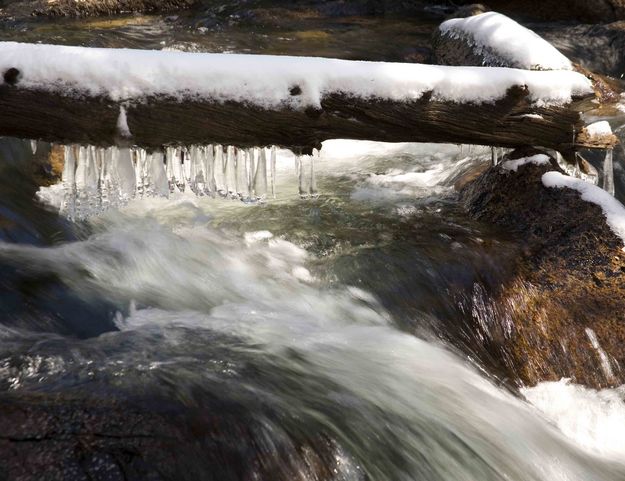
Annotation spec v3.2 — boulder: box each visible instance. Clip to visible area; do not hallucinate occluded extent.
[0,391,340,481]
[459,149,625,388]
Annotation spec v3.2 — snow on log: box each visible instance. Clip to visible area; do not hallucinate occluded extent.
[0,41,598,152]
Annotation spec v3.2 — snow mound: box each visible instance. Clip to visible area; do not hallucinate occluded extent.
[440,12,573,71]
[585,121,613,137]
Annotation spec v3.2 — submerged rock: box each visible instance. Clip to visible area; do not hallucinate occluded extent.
[460,149,625,389]
[0,391,341,481]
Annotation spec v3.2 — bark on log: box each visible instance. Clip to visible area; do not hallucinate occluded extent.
[0,82,602,153]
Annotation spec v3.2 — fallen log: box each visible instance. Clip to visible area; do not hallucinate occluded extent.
[0,41,602,153]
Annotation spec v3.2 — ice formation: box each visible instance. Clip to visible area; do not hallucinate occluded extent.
[39,144,287,220]
[0,41,591,107]
[439,12,573,71]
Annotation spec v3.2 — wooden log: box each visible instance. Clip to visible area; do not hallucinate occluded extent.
[0,41,603,153]
[0,81,600,153]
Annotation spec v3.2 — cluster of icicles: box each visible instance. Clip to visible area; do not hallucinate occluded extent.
[57,144,319,220]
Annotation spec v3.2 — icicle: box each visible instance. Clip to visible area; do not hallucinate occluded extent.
[134,148,149,197]
[61,145,78,220]
[490,146,498,166]
[204,145,217,196]
[166,147,185,193]
[225,146,237,197]
[187,146,199,194]
[30,140,38,155]
[87,146,100,190]
[253,147,268,200]
[603,148,615,196]
[74,146,88,189]
[297,154,307,198]
[309,151,318,197]
[214,145,226,196]
[117,105,132,138]
[62,145,77,184]
[150,151,169,197]
[246,148,255,198]
[270,146,277,198]
[177,147,186,192]
[182,147,194,190]
[235,147,249,199]
[97,147,110,211]
[116,147,137,198]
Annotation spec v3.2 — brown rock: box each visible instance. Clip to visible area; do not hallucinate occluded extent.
[460,150,625,388]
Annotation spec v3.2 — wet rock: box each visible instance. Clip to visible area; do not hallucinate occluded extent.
[0,138,117,339]
[453,0,625,22]
[0,391,341,481]
[459,149,625,389]
[533,21,625,79]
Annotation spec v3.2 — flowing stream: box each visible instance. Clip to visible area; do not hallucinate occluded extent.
[1,7,625,480]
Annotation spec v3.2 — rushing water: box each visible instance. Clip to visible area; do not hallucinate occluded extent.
[1,6,625,480]
[0,138,624,479]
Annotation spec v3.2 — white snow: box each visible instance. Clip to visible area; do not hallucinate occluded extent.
[522,379,625,461]
[585,121,613,137]
[501,154,551,172]
[542,171,625,243]
[439,12,573,71]
[0,41,591,107]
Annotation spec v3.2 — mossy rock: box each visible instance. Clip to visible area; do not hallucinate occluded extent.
[460,149,625,388]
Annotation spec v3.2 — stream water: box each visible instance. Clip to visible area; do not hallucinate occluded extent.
[1,6,625,480]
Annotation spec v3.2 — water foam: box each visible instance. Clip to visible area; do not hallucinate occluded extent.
[523,379,625,462]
